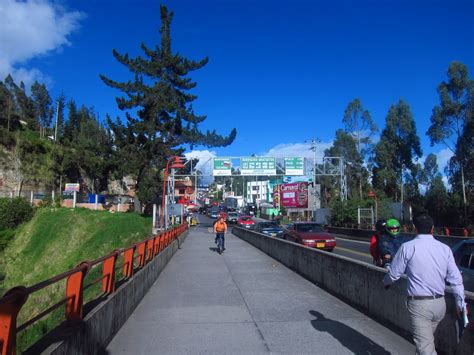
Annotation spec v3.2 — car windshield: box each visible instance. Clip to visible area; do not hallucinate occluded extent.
[260,222,278,228]
[241,217,252,221]
[296,224,324,233]
[228,213,238,217]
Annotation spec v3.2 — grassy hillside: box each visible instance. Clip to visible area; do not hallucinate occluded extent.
[0,208,152,351]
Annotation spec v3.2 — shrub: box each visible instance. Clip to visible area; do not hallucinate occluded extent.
[0,197,34,230]
[0,229,15,251]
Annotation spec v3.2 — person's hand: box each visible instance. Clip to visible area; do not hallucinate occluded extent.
[456,306,463,319]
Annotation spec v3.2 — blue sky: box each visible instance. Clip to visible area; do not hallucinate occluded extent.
[1,0,473,175]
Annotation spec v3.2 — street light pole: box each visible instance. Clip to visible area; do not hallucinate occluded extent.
[306,138,318,221]
[161,156,185,230]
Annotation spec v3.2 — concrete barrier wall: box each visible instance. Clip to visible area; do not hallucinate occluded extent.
[233,227,474,355]
[27,231,188,355]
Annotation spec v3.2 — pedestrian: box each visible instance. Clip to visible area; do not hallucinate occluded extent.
[383,214,465,355]
[369,219,386,266]
[213,216,227,254]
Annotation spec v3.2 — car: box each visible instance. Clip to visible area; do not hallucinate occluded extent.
[283,222,336,251]
[226,212,239,224]
[218,211,228,220]
[237,215,255,229]
[451,239,474,291]
[209,207,220,219]
[253,221,284,238]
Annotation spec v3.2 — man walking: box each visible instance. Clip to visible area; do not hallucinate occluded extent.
[383,214,465,355]
[213,216,227,254]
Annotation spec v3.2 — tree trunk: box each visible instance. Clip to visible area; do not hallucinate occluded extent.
[461,165,467,224]
[7,100,11,131]
[134,194,142,213]
[18,179,23,197]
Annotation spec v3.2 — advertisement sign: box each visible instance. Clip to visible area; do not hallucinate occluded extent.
[280,182,309,208]
[213,158,232,176]
[240,157,276,175]
[284,157,304,175]
[64,183,80,192]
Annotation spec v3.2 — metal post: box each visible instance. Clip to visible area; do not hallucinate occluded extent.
[152,204,157,232]
[95,194,98,210]
[73,191,77,208]
[30,191,33,205]
[52,190,55,203]
[400,169,404,222]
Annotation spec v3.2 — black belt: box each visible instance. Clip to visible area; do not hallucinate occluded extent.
[407,294,444,300]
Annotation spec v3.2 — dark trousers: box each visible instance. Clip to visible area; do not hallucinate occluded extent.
[216,232,225,251]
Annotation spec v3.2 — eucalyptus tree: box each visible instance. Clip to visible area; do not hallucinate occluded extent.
[427,61,473,208]
[31,81,53,138]
[373,99,422,200]
[342,98,377,197]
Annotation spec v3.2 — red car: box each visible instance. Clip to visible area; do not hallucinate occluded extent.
[218,211,228,220]
[237,215,255,229]
[283,222,336,251]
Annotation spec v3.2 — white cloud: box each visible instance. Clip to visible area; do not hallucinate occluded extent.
[184,150,217,185]
[435,148,454,173]
[0,0,84,85]
[260,141,333,161]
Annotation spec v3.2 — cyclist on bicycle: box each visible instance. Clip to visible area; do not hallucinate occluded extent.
[213,216,227,254]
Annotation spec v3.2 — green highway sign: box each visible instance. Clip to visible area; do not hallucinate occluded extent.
[240,157,276,175]
[284,157,304,175]
[213,157,232,176]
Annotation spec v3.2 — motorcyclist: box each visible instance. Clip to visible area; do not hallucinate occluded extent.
[377,218,401,269]
[370,219,386,266]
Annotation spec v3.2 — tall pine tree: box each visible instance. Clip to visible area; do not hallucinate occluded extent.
[100,5,236,210]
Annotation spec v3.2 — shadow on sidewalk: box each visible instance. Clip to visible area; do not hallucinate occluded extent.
[310,310,390,355]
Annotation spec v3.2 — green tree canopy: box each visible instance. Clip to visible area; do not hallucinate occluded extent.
[100,5,236,210]
[427,61,473,206]
[373,99,422,200]
[31,81,53,138]
[342,98,378,159]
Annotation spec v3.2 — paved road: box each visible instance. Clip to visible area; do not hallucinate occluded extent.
[333,237,373,263]
[107,217,414,354]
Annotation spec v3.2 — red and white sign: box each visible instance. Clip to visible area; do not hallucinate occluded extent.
[279,182,308,208]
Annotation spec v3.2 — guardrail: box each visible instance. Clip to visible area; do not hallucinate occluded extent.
[0,223,188,355]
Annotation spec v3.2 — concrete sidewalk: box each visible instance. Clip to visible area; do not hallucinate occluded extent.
[107,221,414,354]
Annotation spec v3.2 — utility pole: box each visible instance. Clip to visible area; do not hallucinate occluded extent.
[306,138,319,221]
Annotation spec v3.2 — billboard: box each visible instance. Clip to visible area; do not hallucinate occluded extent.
[213,158,232,176]
[240,157,276,175]
[280,182,309,208]
[284,157,304,175]
[64,183,80,192]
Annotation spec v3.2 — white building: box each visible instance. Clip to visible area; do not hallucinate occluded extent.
[245,181,270,205]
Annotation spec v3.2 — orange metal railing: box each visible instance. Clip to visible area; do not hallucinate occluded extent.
[0,223,188,355]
